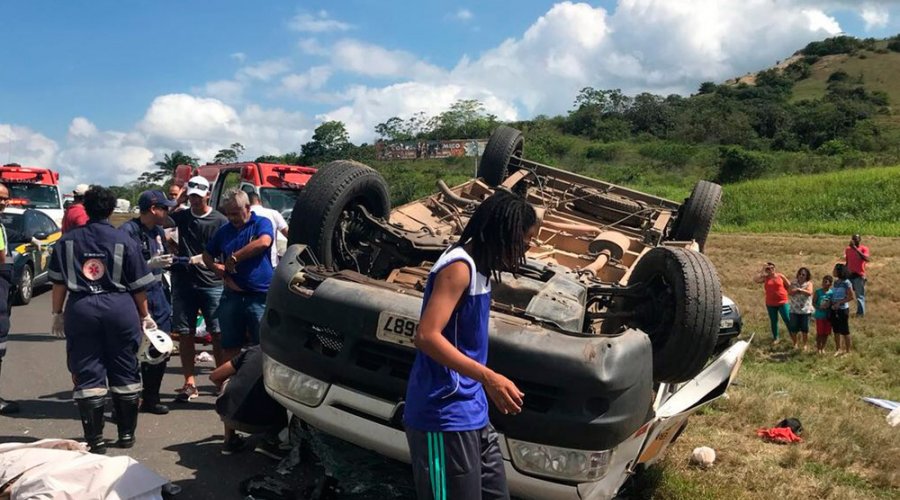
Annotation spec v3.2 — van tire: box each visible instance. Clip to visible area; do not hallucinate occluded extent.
[288,161,390,271]
[626,247,721,383]
[671,181,722,251]
[478,126,524,186]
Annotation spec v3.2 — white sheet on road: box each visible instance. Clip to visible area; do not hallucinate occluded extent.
[0,439,167,500]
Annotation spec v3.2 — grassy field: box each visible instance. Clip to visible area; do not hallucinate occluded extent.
[635,233,900,499]
[715,165,900,236]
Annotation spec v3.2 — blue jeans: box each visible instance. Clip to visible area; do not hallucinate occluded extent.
[217,291,267,349]
[850,276,866,316]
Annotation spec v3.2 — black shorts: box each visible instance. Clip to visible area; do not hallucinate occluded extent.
[406,425,509,500]
[830,308,850,335]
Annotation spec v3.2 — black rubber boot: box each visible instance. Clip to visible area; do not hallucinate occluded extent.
[76,395,107,454]
[111,392,140,449]
[140,361,169,415]
[0,360,21,415]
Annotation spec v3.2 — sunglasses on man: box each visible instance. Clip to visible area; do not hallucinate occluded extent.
[187,181,208,190]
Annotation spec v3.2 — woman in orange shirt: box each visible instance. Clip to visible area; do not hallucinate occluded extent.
[754,262,791,343]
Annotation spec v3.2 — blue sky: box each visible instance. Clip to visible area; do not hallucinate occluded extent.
[2,1,899,188]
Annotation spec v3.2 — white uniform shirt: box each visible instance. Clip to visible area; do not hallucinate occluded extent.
[250,205,288,266]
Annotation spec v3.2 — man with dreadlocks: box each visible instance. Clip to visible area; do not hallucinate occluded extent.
[404,189,540,500]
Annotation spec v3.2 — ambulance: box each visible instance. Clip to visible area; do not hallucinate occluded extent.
[0,164,65,226]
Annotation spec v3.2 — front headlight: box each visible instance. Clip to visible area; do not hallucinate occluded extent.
[508,438,611,482]
[263,355,329,407]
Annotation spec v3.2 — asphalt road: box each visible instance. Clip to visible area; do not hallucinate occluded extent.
[0,287,278,499]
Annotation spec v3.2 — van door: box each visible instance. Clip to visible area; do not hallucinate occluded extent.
[635,339,752,467]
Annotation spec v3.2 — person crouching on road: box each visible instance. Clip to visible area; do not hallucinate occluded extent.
[203,188,274,364]
[120,190,177,414]
[209,345,288,457]
[404,190,540,500]
[48,186,158,454]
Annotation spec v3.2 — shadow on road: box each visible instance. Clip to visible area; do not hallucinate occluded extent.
[1,391,75,420]
[164,435,281,499]
[0,435,39,445]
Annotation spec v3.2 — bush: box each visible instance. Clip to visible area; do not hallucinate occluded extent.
[715,146,773,183]
[637,142,697,167]
[585,143,624,162]
[827,70,850,83]
[802,36,862,56]
[818,139,850,156]
[888,40,900,53]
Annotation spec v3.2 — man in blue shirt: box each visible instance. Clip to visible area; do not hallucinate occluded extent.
[203,188,274,363]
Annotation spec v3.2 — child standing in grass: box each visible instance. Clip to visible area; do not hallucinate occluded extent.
[788,267,814,351]
[830,263,856,356]
[754,262,791,344]
[813,275,833,354]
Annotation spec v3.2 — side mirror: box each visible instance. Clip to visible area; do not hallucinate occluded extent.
[33,231,50,241]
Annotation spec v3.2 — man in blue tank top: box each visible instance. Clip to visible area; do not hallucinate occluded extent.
[404,190,540,500]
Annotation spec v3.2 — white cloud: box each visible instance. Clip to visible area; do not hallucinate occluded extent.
[803,9,842,34]
[454,9,474,21]
[230,52,247,63]
[861,4,890,30]
[280,66,333,94]
[57,119,154,186]
[139,94,242,143]
[200,80,244,101]
[137,94,314,165]
[237,59,291,82]
[289,11,351,33]
[298,38,328,56]
[331,39,444,79]
[68,117,98,138]
[0,123,58,168]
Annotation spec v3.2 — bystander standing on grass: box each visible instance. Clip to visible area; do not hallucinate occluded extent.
[829,263,856,356]
[754,262,791,344]
[812,275,834,355]
[788,267,814,351]
[844,234,870,317]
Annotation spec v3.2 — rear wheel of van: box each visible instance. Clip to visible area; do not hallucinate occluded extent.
[626,247,721,383]
[670,180,722,252]
[478,126,524,186]
[288,160,390,272]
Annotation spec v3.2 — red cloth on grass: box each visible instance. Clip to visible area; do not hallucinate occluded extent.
[756,427,802,443]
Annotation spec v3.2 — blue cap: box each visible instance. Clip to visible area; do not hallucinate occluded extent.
[138,190,177,211]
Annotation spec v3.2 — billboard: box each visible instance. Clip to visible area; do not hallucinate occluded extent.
[376,139,488,160]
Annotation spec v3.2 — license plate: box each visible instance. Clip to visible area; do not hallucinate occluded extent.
[376,312,419,348]
[720,319,734,329]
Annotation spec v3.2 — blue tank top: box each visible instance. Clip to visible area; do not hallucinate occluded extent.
[403,246,491,432]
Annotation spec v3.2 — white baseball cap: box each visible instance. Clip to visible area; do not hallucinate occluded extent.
[73,184,89,196]
[185,176,210,197]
